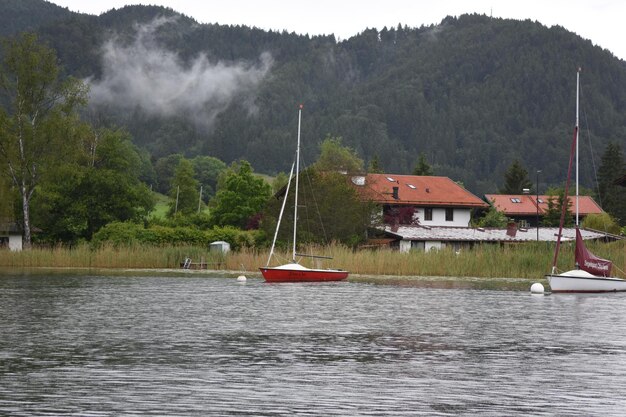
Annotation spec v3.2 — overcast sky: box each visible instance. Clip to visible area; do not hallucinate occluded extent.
[47,0,626,61]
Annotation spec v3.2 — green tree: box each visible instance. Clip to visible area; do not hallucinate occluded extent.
[597,142,626,225]
[412,153,434,176]
[478,201,509,227]
[169,158,200,216]
[0,173,14,220]
[210,160,271,228]
[154,153,183,194]
[137,148,157,189]
[541,193,573,227]
[0,33,87,248]
[271,171,289,194]
[314,136,364,173]
[262,169,377,247]
[500,159,532,194]
[31,128,155,242]
[191,155,227,201]
[368,154,383,173]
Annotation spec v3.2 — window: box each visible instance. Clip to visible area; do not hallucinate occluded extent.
[386,177,395,182]
[445,208,454,221]
[510,198,521,203]
[407,184,416,189]
[411,241,425,251]
[537,198,544,203]
[424,208,433,221]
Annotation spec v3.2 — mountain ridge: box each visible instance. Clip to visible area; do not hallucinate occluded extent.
[1,0,625,195]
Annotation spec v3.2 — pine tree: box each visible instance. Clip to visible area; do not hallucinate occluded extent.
[597,142,626,225]
[500,160,532,194]
[412,153,434,176]
[541,193,573,227]
[368,155,383,173]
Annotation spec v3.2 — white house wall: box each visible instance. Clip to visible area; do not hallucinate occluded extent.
[8,234,22,251]
[415,208,471,227]
[425,241,442,252]
[398,239,443,253]
[399,240,412,253]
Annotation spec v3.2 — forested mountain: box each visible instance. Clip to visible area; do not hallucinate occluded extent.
[0,0,73,37]
[1,0,626,195]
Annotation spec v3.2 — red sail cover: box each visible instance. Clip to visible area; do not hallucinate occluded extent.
[575,228,612,276]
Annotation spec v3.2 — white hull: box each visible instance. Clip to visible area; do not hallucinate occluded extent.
[546,269,626,293]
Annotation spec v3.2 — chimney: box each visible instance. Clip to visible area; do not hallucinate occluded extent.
[392,186,399,200]
[506,221,517,237]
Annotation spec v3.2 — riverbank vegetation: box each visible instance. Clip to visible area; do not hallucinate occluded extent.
[1,240,623,280]
[1,31,625,267]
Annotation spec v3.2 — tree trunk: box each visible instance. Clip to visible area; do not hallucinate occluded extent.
[21,180,32,249]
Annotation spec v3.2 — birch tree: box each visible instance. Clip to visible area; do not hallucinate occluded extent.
[0,33,87,248]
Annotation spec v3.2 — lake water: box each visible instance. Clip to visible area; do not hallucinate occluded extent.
[2,274,626,416]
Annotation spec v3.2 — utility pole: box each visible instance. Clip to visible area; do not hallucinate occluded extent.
[197,186,203,213]
[536,170,541,241]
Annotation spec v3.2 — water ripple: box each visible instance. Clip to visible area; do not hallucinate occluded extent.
[1,275,626,415]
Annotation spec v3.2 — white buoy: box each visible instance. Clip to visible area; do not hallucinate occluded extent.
[530,282,545,294]
[237,275,247,282]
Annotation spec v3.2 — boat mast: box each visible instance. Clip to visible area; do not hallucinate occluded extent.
[551,71,579,274]
[266,161,295,266]
[576,68,580,228]
[293,105,302,262]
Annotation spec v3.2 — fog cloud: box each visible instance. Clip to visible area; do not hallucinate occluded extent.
[87,17,272,127]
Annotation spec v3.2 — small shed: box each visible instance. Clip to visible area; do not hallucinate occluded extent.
[209,240,231,254]
[0,221,23,251]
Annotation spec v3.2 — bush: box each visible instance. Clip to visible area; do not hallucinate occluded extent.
[581,212,622,235]
[92,221,266,250]
[91,221,144,246]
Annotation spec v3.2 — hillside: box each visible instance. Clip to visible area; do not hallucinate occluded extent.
[0,0,73,37]
[1,1,625,195]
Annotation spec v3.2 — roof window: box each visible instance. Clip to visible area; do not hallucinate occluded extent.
[386,177,395,182]
[510,198,521,203]
[407,184,416,189]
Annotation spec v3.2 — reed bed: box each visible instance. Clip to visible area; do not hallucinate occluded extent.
[0,240,623,279]
[225,240,625,279]
[0,243,218,269]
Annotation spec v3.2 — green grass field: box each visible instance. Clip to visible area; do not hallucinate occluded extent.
[149,192,171,219]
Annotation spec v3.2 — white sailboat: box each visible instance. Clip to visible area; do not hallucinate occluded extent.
[259,105,349,283]
[545,70,626,293]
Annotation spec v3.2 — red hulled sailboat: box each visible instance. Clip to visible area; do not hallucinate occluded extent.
[259,105,349,283]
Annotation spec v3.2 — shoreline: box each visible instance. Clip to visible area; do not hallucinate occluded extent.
[0,266,544,291]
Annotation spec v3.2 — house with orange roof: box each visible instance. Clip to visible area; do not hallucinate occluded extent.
[484,193,604,227]
[350,173,490,251]
[352,174,488,228]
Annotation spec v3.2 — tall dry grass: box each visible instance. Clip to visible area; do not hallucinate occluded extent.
[0,243,219,269]
[229,240,625,279]
[0,240,623,279]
